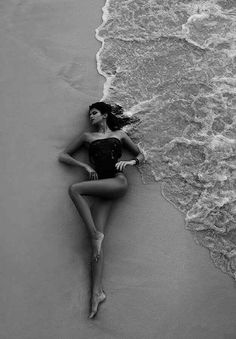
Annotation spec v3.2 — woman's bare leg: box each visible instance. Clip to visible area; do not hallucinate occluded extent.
[69,174,127,318]
[88,198,113,318]
[68,185,99,238]
[68,174,128,261]
[90,197,113,292]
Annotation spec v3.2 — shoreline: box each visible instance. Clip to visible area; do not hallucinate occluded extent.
[1,1,236,338]
[95,0,111,102]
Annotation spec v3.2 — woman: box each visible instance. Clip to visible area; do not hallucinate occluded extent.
[58,102,144,318]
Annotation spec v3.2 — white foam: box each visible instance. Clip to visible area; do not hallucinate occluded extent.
[94,0,236,278]
[95,0,112,101]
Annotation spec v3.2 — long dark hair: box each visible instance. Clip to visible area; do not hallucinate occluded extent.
[89,102,138,131]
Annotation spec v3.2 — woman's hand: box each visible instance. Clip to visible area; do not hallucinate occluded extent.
[84,165,98,180]
[115,160,136,171]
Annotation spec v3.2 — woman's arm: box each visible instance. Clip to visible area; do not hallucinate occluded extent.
[116,131,145,171]
[58,132,90,170]
[122,131,145,163]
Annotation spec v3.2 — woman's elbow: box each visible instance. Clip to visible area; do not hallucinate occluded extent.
[58,152,67,163]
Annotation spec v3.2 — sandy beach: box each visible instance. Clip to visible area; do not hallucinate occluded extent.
[1,0,236,338]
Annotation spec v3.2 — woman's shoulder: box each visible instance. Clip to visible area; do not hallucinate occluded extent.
[83,132,95,143]
[113,129,126,138]
[118,130,129,142]
[83,130,129,145]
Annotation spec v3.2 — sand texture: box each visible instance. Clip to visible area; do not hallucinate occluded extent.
[1,1,236,338]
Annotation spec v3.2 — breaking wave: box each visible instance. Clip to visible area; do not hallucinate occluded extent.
[96,0,236,279]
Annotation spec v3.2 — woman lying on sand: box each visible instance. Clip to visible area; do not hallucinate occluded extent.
[58,101,144,318]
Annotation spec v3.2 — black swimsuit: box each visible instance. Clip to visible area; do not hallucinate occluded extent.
[89,137,122,179]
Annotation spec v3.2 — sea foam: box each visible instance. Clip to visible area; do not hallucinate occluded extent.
[96,0,236,279]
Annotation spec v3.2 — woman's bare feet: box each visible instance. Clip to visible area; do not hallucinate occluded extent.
[88,290,106,319]
[91,232,104,262]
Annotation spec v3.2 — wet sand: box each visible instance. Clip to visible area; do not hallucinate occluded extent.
[1,1,236,338]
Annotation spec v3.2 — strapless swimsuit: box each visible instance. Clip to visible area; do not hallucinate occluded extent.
[89,137,122,179]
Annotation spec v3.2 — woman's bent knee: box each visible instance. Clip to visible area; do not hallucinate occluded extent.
[116,174,128,196]
[117,174,128,188]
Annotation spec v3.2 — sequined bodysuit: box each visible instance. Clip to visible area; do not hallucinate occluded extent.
[89,137,122,179]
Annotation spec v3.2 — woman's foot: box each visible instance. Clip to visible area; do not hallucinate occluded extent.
[91,232,104,262]
[88,290,106,319]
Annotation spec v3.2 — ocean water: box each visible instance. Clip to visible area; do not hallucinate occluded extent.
[96,0,236,279]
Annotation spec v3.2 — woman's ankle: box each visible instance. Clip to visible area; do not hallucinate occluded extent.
[92,287,104,296]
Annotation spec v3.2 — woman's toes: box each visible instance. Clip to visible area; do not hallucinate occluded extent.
[88,311,96,319]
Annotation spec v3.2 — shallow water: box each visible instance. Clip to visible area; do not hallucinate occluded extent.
[96,0,236,279]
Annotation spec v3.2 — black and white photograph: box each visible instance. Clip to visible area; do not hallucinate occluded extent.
[1,0,236,338]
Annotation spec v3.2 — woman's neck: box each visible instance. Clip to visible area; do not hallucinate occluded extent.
[96,121,111,134]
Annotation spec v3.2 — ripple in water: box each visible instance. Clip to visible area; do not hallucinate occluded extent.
[96,0,236,279]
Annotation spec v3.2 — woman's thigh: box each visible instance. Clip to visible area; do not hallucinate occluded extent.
[69,173,128,199]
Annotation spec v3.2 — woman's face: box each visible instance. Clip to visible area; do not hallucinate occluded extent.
[89,108,106,126]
